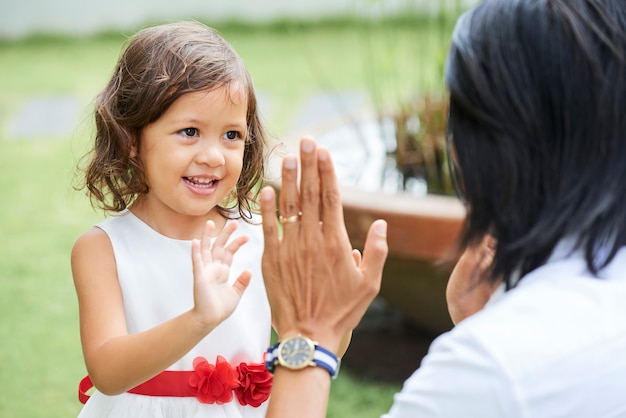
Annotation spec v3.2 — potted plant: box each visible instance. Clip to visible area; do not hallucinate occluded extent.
[341,96,463,336]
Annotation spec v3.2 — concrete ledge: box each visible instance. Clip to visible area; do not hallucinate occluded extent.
[341,186,464,335]
[341,186,464,261]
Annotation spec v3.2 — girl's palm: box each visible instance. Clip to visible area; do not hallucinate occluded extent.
[191,221,251,330]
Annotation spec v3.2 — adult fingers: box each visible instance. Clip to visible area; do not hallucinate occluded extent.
[352,249,362,267]
[359,220,388,291]
[279,154,300,220]
[298,137,320,228]
[260,186,280,257]
[316,147,346,237]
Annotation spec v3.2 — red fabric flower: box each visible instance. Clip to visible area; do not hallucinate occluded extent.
[235,362,273,407]
[189,356,238,404]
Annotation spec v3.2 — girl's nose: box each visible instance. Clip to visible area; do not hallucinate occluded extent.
[195,140,225,167]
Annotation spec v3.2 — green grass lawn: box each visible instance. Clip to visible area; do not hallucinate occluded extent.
[0,17,457,417]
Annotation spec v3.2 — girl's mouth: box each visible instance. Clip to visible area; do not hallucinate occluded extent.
[183,176,217,188]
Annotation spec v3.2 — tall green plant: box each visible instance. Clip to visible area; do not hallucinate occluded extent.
[358,0,466,195]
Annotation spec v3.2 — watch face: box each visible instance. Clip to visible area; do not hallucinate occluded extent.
[277,336,315,369]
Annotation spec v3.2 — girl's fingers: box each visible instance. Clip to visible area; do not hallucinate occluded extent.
[212,220,237,250]
[197,220,251,266]
[221,235,249,266]
[201,221,216,263]
[191,238,204,279]
[231,270,252,296]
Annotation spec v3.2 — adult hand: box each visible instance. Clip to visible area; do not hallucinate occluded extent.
[260,137,388,354]
[446,235,501,324]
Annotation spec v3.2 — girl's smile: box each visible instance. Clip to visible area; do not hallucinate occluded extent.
[183,175,219,196]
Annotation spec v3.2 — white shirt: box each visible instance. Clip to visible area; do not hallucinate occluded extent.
[383,245,626,418]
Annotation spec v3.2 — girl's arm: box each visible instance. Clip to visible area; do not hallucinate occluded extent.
[71,220,250,395]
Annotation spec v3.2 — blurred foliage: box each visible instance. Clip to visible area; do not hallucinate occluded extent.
[356,0,465,195]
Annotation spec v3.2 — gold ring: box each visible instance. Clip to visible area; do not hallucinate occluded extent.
[279,214,301,224]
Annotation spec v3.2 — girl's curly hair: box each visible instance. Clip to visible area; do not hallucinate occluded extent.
[78,21,267,221]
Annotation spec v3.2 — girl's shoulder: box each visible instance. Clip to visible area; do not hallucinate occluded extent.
[72,225,112,257]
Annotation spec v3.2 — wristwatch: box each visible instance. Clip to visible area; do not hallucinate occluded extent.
[265,335,340,378]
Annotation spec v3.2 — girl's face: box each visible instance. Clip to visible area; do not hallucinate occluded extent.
[136,85,247,221]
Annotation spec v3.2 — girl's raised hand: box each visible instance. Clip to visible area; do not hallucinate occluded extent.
[190,220,251,331]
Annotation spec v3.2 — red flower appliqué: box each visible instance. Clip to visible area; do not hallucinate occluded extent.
[234,362,273,407]
[189,356,238,404]
[187,356,273,407]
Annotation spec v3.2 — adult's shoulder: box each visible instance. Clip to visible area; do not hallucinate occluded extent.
[385,317,519,418]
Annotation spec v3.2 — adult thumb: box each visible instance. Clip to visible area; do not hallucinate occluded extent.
[360,220,388,285]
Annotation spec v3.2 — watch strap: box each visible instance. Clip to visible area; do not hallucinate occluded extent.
[265,341,280,373]
[265,340,341,379]
[312,344,341,378]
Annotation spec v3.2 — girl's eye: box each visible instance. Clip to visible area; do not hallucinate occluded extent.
[224,131,241,141]
[180,128,198,137]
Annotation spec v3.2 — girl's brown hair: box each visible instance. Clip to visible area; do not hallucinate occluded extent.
[80,21,267,221]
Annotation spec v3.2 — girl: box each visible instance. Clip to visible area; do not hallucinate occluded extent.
[72,21,273,417]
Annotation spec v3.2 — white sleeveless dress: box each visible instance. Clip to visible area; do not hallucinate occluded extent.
[77,210,272,418]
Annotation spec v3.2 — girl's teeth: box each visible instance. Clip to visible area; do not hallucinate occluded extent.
[193,177,211,184]
[185,177,215,187]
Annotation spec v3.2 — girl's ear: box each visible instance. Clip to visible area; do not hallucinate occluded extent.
[130,128,143,158]
[130,132,139,158]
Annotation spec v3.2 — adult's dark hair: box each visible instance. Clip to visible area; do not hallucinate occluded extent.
[79,21,267,221]
[445,0,626,288]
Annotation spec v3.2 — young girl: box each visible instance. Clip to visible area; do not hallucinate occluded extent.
[72,21,273,417]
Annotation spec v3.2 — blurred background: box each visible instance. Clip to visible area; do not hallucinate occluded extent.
[0,0,475,416]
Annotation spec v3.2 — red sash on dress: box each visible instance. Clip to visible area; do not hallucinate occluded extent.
[78,356,272,408]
